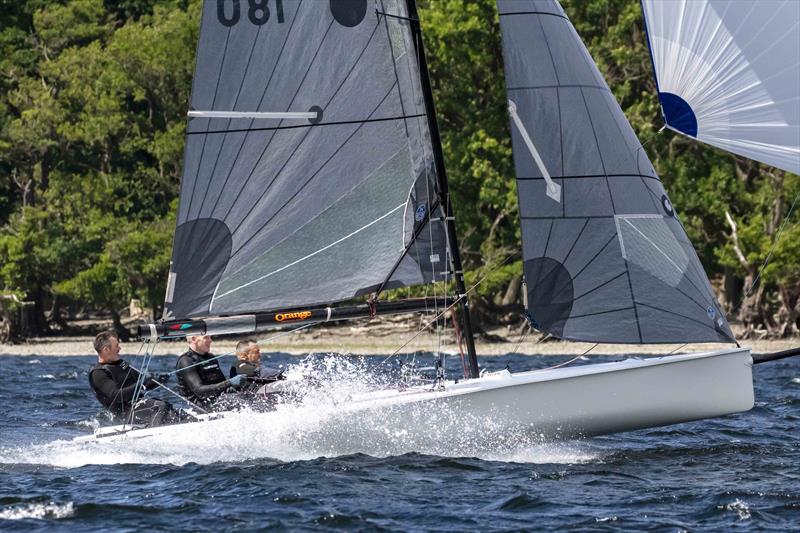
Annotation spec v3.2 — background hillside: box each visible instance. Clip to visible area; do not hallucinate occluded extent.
[0,0,797,340]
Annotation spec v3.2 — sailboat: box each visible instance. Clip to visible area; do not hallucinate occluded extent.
[78,0,798,444]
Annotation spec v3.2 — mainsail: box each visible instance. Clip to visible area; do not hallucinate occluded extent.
[641,0,800,175]
[497,0,734,343]
[165,0,448,319]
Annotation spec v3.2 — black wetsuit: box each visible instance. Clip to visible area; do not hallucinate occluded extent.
[230,361,259,378]
[88,359,152,417]
[175,349,229,407]
[89,360,179,426]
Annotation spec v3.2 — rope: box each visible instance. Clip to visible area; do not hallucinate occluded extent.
[540,343,598,371]
[667,343,688,355]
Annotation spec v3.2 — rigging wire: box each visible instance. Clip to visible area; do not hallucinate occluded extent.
[377,250,521,368]
[510,321,531,356]
[164,322,316,376]
[126,364,207,417]
[731,188,800,314]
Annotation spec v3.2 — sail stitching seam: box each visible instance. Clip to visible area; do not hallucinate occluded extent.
[517,173,659,181]
[572,271,628,302]
[227,19,384,245]
[635,302,723,334]
[214,203,407,301]
[195,22,265,218]
[224,144,411,294]
[210,0,307,221]
[181,22,233,253]
[227,79,401,260]
[570,232,617,282]
[509,84,611,92]
[569,306,635,319]
[188,114,427,136]
[561,218,590,265]
[219,16,338,225]
[577,86,644,342]
[498,11,568,21]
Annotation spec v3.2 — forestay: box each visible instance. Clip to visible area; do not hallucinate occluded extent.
[497,0,734,343]
[641,0,800,175]
[165,0,447,319]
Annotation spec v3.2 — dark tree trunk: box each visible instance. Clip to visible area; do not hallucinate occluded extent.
[111,310,130,341]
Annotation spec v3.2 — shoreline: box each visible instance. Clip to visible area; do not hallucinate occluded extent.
[1,319,796,357]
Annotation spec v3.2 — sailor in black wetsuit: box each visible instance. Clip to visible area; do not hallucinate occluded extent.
[230,339,284,387]
[175,335,244,409]
[227,339,288,410]
[89,330,177,425]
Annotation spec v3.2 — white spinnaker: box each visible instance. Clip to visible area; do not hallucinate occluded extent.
[642,0,800,174]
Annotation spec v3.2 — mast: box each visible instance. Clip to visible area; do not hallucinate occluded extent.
[404,0,479,378]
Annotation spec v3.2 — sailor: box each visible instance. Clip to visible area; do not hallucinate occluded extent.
[88,330,176,425]
[230,339,285,386]
[175,334,244,408]
[230,339,261,381]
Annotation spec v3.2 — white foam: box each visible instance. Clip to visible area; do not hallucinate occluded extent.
[1,355,602,468]
[0,502,74,520]
[719,499,751,520]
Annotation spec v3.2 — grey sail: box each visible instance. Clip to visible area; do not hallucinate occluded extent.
[497,0,734,343]
[165,0,448,319]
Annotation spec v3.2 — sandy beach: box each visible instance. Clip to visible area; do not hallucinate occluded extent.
[1,315,796,357]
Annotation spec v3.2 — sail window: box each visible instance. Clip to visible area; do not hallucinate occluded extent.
[615,215,689,288]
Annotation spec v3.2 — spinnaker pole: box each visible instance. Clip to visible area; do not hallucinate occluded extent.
[405,0,479,378]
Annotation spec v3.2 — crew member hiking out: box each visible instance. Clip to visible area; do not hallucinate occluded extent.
[176,334,244,408]
[88,330,178,426]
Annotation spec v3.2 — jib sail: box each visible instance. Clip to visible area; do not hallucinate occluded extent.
[497,0,734,343]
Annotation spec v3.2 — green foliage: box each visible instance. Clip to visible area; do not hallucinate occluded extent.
[421,0,516,261]
[0,0,796,336]
[0,0,198,328]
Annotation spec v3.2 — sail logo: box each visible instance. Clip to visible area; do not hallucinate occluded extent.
[415,204,427,222]
[274,310,312,322]
[217,0,286,27]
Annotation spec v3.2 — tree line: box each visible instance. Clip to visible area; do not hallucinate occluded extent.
[0,0,797,341]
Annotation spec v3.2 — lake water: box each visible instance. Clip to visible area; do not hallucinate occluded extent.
[0,351,798,531]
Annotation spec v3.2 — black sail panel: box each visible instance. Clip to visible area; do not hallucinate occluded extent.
[165,0,448,318]
[497,0,734,343]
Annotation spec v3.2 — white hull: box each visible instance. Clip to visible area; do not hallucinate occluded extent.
[75,347,754,446]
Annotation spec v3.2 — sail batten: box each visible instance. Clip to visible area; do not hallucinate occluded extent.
[165,0,448,319]
[498,0,734,344]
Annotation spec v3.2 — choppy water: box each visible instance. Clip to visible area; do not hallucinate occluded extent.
[0,350,798,531]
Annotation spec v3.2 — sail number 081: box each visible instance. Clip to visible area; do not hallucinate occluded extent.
[217,0,285,26]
